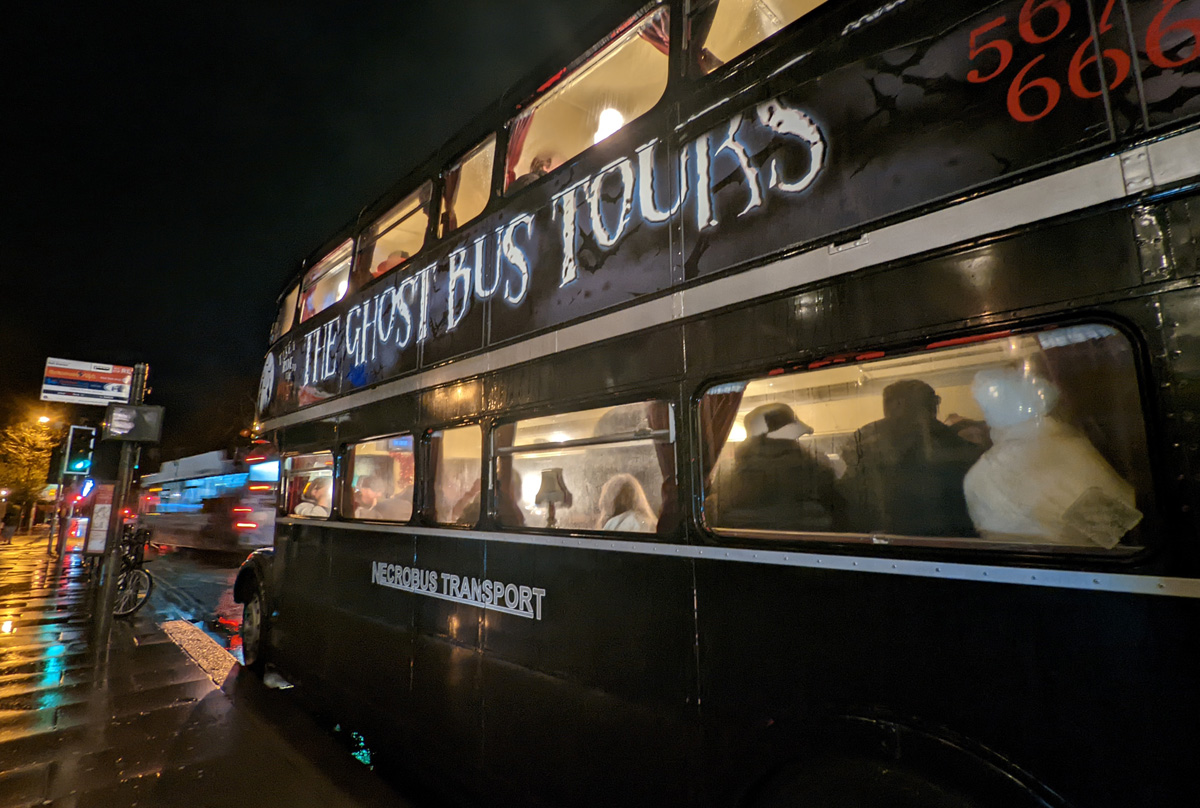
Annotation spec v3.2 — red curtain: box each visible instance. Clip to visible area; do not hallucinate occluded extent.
[700,389,744,479]
[697,388,744,527]
[638,9,670,55]
[505,112,535,188]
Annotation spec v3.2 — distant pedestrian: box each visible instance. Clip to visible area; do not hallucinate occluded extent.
[1,509,17,544]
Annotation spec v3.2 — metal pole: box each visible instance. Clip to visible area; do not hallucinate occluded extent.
[48,436,69,555]
[94,363,148,646]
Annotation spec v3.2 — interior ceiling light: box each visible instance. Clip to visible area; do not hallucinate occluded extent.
[594,108,625,144]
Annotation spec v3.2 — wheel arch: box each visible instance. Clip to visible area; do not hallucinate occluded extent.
[740,713,1069,808]
[233,548,274,606]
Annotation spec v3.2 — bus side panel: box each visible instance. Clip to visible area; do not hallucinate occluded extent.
[321,529,419,747]
[677,0,1116,283]
[693,561,1200,807]
[479,540,698,807]
[270,523,331,691]
[683,208,1143,376]
[407,534,488,790]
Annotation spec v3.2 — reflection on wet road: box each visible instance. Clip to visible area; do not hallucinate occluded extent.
[0,531,421,807]
[141,545,245,660]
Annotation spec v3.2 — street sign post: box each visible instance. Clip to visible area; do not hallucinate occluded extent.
[40,358,134,407]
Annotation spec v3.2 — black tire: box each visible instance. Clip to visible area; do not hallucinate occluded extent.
[113,569,153,617]
[241,583,269,673]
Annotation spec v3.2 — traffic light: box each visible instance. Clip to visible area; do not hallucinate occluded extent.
[64,426,96,475]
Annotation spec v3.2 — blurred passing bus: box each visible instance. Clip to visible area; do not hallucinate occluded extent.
[139,449,278,553]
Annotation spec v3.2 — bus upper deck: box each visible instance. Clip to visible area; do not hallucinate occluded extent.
[257,0,1200,432]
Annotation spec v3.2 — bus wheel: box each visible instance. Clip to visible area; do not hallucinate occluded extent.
[241,584,269,673]
[754,756,987,808]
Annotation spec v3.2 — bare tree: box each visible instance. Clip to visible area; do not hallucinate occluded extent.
[0,421,61,528]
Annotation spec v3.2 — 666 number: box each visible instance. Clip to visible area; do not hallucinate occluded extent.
[968,0,1200,122]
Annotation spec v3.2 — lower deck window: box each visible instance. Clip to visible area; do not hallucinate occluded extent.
[496,401,675,534]
[701,325,1152,552]
[431,426,482,525]
[345,435,414,521]
[284,452,334,518]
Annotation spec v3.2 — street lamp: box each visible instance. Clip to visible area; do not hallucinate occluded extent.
[37,416,50,425]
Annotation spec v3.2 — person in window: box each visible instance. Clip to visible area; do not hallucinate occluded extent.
[508,152,560,192]
[293,476,331,517]
[838,379,983,537]
[596,473,657,533]
[361,478,413,522]
[721,403,842,531]
[374,250,409,277]
[355,475,386,517]
[451,480,482,525]
[963,368,1141,548]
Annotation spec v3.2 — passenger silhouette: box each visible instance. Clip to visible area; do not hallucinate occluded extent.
[721,403,842,531]
[838,380,982,536]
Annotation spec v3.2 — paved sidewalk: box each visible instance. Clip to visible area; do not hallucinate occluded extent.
[0,531,415,808]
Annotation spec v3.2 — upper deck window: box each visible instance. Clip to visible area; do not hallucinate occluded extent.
[365,181,432,279]
[700,325,1152,552]
[271,283,299,342]
[689,0,828,75]
[505,7,670,193]
[496,401,675,533]
[440,136,495,237]
[299,240,353,323]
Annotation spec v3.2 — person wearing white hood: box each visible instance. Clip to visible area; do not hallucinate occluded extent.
[963,367,1141,548]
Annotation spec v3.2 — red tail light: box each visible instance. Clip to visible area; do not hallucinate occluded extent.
[234,522,258,530]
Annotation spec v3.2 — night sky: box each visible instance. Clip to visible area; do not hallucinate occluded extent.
[0,0,639,460]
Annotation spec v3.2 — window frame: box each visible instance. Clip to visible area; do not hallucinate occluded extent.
[439,135,497,238]
[342,432,416,524]
[299,240,354,324]
[271,282,300,344]
[358,180,435,283]
[694,319,1158,561]
[281,451,335,519]
[491,398,678,536]
[502,4,672,195]
[423,422,485,528]
[685,0,839,81]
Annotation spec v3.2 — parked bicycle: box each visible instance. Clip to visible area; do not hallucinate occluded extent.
[113,524,153,617]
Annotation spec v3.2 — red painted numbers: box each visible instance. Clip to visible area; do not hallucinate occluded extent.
[967,0,1200,122]
[1147,0,1200,68]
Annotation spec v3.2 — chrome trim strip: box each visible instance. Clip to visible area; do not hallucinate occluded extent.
[261,128,1200,434]
[275,518,1200,600]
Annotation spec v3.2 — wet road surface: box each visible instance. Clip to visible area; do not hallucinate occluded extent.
[139,546,245,659]
[0,530,420,807]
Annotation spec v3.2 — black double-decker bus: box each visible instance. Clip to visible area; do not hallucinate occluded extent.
[238,1,1200,805]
